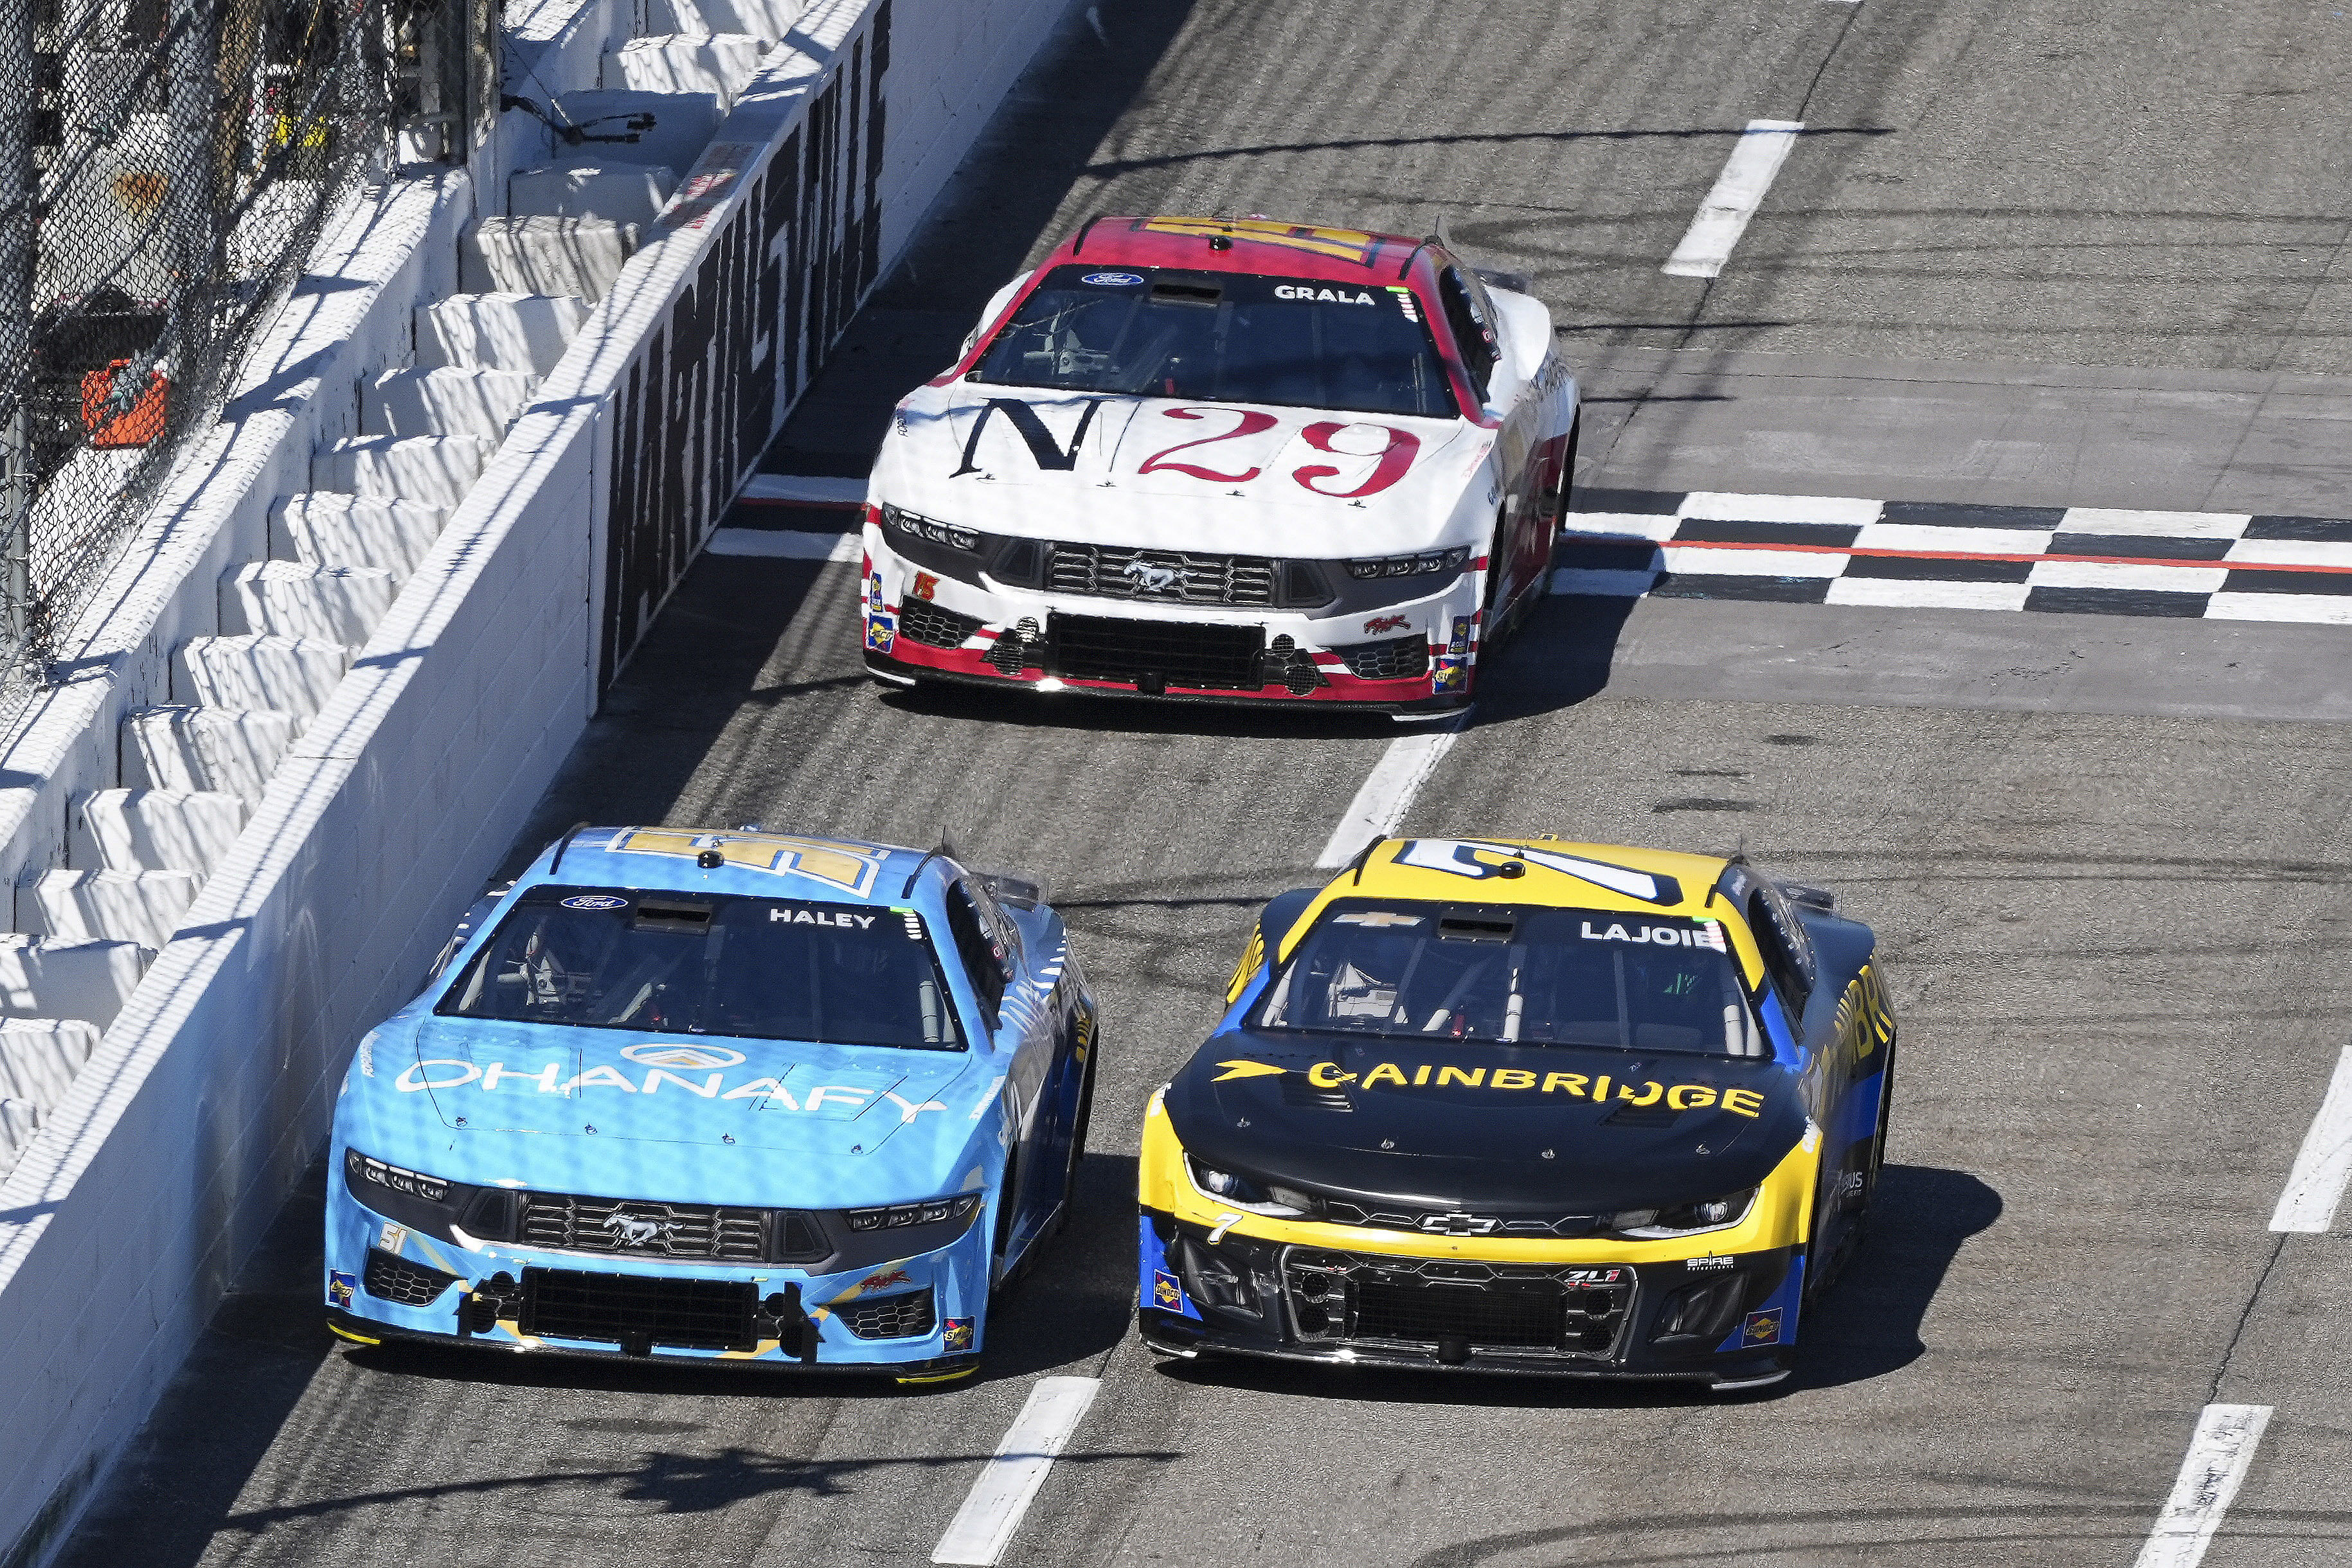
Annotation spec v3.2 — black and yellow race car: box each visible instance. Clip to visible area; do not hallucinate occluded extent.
[1136,836,1896,1391]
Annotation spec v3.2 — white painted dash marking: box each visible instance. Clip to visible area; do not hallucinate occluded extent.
[1316,727,1460,868]
[932,1376,1101,1565]
[1662,120,1804,278]
[2270,1044,2352,1232]
[2132,1403,2271,1568]
[706,528,859,560]
[742,473,868,505]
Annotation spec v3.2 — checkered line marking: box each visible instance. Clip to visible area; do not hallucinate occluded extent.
[1554,489,2352,624]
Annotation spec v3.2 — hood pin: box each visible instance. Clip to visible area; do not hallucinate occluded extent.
[1381,1138,1396,1150]
[1540,1148,1555,1159]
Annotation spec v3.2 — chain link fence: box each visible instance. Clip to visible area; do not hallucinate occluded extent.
[0,0,492,711]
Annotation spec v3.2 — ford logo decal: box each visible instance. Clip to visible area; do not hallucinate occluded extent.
[1080,271,1145,287]
[560,895,629,910]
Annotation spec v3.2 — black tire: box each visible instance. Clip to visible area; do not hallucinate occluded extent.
[1054,1042,1097,1236]
[1857,1044,1896,1216]
[989,1155,1020,1306]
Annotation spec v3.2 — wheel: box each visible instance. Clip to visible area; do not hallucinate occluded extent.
[989,1155,1020,1305]
[1052,1040,1097,1236]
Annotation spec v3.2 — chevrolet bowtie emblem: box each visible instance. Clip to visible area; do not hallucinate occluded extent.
[1419,1212,1498,1235]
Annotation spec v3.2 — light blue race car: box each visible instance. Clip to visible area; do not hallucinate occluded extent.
[324,826,1097,1383]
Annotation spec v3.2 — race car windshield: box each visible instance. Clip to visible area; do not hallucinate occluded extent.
[1255,902,1766,1057]
[968,265,1458,418]
[435,889,965,1050]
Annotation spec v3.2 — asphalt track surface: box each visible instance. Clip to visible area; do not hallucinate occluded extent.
[58,0,2352,1564]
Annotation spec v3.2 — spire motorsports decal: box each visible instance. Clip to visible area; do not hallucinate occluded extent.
[1207,1057,1766,1116]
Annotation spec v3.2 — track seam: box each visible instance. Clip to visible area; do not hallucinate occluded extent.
[2205,1231,2287,1407]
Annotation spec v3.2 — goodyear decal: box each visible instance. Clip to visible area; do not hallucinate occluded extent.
[1137,1213,1201,1321]
[1718,1252,1803,1354]
[1219,1059,1769,1117]
[1139,217,1383,264]
[603,829,890,898]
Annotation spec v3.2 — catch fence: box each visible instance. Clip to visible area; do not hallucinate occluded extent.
[0,0,492,706]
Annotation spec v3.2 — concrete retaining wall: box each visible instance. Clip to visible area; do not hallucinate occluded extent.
[0,0,1073,1558]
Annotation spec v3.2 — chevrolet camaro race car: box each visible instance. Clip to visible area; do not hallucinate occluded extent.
[1137,837,1897,1391]
[859,215,1579,715]
[325,827,1097,1382]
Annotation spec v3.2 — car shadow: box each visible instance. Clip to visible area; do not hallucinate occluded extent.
[1147,1163,1997,1409]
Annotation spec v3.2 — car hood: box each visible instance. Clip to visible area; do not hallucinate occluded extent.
[370,1013,990,1161]
[872,380,1489,557]
[1164,1033,1806,1214]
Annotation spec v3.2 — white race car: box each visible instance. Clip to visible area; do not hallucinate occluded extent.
[859,215,1578,716]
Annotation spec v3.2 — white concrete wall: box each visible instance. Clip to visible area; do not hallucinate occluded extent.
[0,0,1076,1562]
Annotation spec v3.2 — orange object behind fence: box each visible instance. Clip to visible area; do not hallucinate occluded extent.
[79,361,170,448]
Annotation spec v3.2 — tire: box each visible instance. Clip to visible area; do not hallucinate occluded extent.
[1053,1042,1097,1236]
[989,1155,1020,1306]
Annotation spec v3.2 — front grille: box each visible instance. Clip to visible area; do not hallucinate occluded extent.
[516,1190,820,1263]
[836,1287,937,1340]
[1050,614,1266,691]
[1331,632,1430,681]
[363,1247,459,1306]
[1282,1250,1632,1358]
[1355,1277,1564,1347]
[1318,1202,1600,1238]
[1048,543,1278,607]
[899,598,985,649]
[519,1266,760,1351]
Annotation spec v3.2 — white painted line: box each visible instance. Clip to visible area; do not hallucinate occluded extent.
[1852,521,2055,557]
[1660,544,1845,578]
[1661,121,1805,278]
[2027,560,2227,593]
[2269,1044,2352,1231]
[2133,1403,2271,1568]
[742,473,868,504]
[707,528,859,560]
[2223,537,2352,569]
[1317,727,1460,868]
[2204,592,2352,626]
[1550,567,1659,597]
[1560,512,1683,541]
[1824,577,2032,611]
[2059,507,2251,540]
[1678,490,1880,526]
[931,1376,1101,1565]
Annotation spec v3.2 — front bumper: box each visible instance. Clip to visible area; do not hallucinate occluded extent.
[1136,1209,1804,1386]
[325,1173,991,1371]
[859,530,1482,712]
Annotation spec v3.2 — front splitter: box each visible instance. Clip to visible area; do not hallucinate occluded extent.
[1138,1314,1793,1389]
[866,650,1470,717]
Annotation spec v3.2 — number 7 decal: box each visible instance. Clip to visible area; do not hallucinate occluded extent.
[1138,407,1281,482]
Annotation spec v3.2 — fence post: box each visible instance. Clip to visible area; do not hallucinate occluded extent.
[0,0,34,679]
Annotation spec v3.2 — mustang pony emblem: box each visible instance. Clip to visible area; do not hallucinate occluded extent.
[1122,558,1181,592]
[602,1212,676,1247]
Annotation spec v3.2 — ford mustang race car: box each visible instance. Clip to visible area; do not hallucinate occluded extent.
[1137,837,1896,1391]
[325,827,1097,1382]
[859,215,1578,715]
